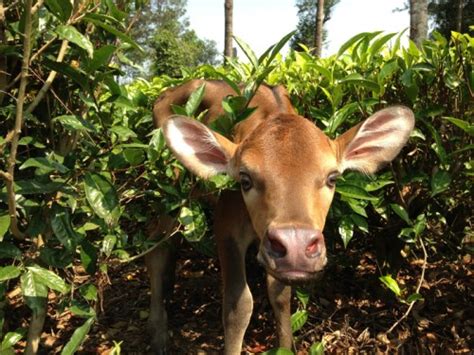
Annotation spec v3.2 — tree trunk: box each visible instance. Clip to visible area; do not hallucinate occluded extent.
[314,0,324,57]
[409,0,428,46]
[456,0,463,32]
[224,0,233,59]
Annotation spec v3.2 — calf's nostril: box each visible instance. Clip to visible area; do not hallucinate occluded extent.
[305,238,321,258]
[268,235,287,258]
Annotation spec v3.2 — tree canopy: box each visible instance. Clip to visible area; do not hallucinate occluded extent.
[125,0,219,77]
[290,0,340,51]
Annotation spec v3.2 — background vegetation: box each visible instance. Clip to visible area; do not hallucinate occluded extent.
[0,0,472,353]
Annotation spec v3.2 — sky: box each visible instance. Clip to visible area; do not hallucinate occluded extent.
[186,0,410,57]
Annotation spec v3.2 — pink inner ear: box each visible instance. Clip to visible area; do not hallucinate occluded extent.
[345,146,381,159]
[195,150,227,165]
[179,121,228,166]
[361,112,395,131]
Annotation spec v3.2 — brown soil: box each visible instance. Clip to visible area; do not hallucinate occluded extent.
[8,235,472,354]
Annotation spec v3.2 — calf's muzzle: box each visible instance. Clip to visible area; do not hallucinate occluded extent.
[259,226,327,283]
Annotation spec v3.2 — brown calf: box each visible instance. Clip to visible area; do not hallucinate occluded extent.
[147,79,414,354]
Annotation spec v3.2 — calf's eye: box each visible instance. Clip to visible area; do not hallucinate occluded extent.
[239,172,253,192]
[326,172,339,188]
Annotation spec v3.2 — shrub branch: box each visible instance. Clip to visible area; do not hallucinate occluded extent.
[0,0,35,240]
[386,237,428,334]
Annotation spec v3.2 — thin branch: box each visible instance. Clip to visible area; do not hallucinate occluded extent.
[4,0,19,12]
[31,0,44,15]
[25,39,68,115]
[29,36,57,64]
[3,0,35,240]
[119,226,181,263]
[386,237,428,333]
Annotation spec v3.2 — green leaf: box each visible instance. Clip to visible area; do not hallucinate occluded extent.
[378,60,399,83]
[379,274,401,297]
[20,270,48,315]
[39,246,73,268]
[42,58,89,91]
[406,292,424,303]
[390,204,412,225]
[0,214,10,241]
[336,184,378,201]
[56,25,94,58]
[265,30,296,65]
[420,118,447,164]
[338,73,380,92]
[51,205,81,252]
[53,115,95,132]
[431,169,451,196]
[1,329,26,351]
[0,242,21,259]
[87,45,116,72]
[215,72,241,95]
[105,0,127,20]
[337,32,369,56]
[369,32,396,55]
[338,216,354,248]
[178,204,207,242]
[110,126,137,141]
[20,157,69,174]
[27,265,69,293]
[233,36,258,70]
[350,214,369,233]
[84,173,121,227]
[365,180,394,191]
[44,0,72,22]
[291,309,308,333]
[413,214,427,237]
[443,117,474,136]
[15,179,64,195]
[185,83,206,117]
[69,301,96,317]
[123,149,145,165]
[80,240,97,275]
[0,265,21,282]
[83,15,142,52]
[295,288,309,308]
[309,342,325,355]
[79,284,98,301]
[101,234,117,257]
[61,317,95,355]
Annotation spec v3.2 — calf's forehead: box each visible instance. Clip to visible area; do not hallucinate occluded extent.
[236,115,338,175]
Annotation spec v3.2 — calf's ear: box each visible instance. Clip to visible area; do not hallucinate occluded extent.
[335,106,415,174]
[162,115,237,179]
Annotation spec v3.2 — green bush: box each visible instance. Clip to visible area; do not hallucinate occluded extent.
[0,1,472,350]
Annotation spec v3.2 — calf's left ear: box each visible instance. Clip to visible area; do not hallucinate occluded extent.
[162,115,237,179]
[335,106,415,174]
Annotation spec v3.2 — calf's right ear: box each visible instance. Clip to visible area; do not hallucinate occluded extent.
[335,106,415,174]
[162,115,237,179]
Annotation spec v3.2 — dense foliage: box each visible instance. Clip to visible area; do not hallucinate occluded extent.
[0,0,472,351]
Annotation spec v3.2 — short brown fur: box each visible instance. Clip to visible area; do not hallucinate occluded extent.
[148,79,414,354]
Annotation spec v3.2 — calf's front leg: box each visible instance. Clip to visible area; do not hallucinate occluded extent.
[215,192,255,354]
[267,274,292,349]
[145,216,177,354]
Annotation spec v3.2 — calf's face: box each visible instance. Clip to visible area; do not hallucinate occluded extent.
[162,107,414,284]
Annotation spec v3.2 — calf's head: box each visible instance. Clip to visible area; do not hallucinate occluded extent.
[162,106,414,284]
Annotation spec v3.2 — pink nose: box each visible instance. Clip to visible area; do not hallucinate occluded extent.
[263,227,326,273]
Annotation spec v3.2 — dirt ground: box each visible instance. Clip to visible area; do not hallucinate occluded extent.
[9,233,473,354]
